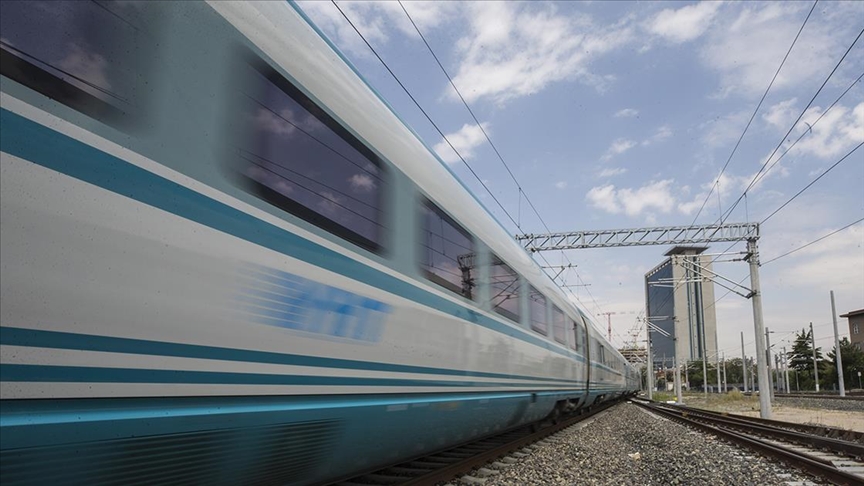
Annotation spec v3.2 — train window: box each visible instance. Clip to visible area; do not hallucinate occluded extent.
[570,318,584,352]
[238,58,385,253]
[419,200,475,299]
[0,0,160,127]
[489,254,521,323]
[572,314,586,353]
[552,305,567,344]
[529,286,547,335]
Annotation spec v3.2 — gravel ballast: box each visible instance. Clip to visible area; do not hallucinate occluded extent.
[472,401,820,486]
[775,396,864,413]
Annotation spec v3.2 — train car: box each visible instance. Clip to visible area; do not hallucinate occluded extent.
[0,1,638,484]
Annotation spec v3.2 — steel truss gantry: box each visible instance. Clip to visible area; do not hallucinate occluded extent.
[516,222,772,419]
[515,223,759,252]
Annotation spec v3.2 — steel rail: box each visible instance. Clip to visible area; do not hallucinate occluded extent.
[664,402,864,445]
[633,400,864,485]
[650,403,864,457]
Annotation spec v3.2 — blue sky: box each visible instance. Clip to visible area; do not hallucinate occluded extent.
[297,1,864,362]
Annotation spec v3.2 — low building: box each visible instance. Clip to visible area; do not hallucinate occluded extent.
[840,309,864,350]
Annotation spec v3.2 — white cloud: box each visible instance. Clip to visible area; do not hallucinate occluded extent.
[586,180,676,217]
[598,167,628,178]
[790,102,864,159]
[448,2,634,104]
[614,108,639,118]
[642,125,673,146]
[297,1,457,58]
[699,3,861,97]
[58,44,111,89]
[555,181,568,189]
[433,122,489,164]
[252,108,296,136]
[348,173,376,192]
[601,138,637,161]
[646,2,721,43]
[771,225,864,294]
[762,98,799,130]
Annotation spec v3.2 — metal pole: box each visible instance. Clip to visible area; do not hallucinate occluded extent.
[783,346,790,394]
[831,291,846,397]
[646,319,654,400]
[684,360,689,391]
[766,328,774,400]
[811,322,820,392]
[774,354,781,393]
[714,323,721,394]
[741,332,748,393]
[722,352,727,392]
[747,238,771,418]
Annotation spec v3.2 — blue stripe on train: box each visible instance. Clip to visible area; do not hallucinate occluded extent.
[0,108,622,373]
[0,390,610,449]
[0,327,584,385]
[1,363,584,389]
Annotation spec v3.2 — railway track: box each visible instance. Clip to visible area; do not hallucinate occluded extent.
[332,398,625,486]
[632,398,864,485]
[745,392,864,401]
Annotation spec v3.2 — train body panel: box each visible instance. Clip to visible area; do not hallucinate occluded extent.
[0,1,637,484]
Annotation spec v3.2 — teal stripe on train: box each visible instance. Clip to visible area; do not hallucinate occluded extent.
[1,363,588,389]
[0,327,585,385]
[0,107,627,376]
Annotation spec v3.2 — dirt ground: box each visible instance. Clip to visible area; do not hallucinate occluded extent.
[651,392,864,432]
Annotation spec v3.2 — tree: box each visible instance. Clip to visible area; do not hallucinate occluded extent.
[786,328,825,390]
[824,338,864,390]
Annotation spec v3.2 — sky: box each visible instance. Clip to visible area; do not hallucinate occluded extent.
[296,1,864,363]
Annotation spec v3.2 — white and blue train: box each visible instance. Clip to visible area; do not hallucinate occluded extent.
[0,1,640,484]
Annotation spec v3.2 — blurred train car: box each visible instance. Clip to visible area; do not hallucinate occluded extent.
[0,1,639,484]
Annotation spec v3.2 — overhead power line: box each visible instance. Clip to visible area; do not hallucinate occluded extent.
[690,0,819,225]
[749,71,863,191]
[394,1,605,315]
[332,1,602,315]
[720,25,864,224]
[762,218,864,266]
[330,1,520,231]
[761,141,863,224]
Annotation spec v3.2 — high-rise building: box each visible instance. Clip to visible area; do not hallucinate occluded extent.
[645,246,718,370]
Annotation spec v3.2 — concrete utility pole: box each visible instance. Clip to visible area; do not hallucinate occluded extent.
[783,346,791,394]
[674,350,683,404]
[831,291,846,397]
[774,355,782,393]
[747,238,771,418]
[701,324,709,397]
[722,352,727,392]
[646,319,654,400]
[741,332,748,393]
[811,322,820,392]
[766,328,774,400]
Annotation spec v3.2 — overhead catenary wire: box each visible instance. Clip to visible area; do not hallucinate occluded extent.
[689,0,819,225]
[720,25,864,224]
[330,1,521,232]
[761,141,863,224]
[332,1,608,322]
[395,1,607,318]
[749,71,863,191]
[762,217,864,266]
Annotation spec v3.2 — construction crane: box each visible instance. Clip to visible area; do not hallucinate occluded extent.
[597,310,638,342]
